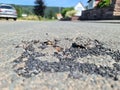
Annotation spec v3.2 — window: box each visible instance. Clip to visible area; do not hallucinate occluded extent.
[0,6,13,9]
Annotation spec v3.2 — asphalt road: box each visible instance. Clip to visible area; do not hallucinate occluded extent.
[0,20,120,62]
[0,20,120,90]
[0,20,120,47]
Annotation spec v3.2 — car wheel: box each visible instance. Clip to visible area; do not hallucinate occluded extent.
[6,18,9,20]
[13,18,17,21]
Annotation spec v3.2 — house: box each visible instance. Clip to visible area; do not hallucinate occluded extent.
[74,2,85,16]
[81,0,120,20]
[88,0,101,9]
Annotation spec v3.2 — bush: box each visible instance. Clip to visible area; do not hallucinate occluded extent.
[18,15,56,21]
[61,7,74,17]
[18,15,39,20]
[65,10,77,18]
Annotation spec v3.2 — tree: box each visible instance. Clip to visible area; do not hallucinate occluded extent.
[48,10,54,19]
[96,0,111,8]
[34,0,46,19]
[13,5,23,17]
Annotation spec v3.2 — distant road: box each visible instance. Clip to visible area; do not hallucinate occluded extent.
[0,20,120,41]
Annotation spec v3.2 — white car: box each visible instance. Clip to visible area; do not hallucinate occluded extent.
[0,4,17,21]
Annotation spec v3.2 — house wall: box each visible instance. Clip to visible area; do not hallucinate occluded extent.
[74,2,85,16]
[81,0,120,20]
[95,0,100,6]
[88,0,100,9]
[81,7,114,20]
[114,0,120,16]
[88,0,95,9]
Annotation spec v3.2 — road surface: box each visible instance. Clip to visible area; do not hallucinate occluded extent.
[0,20,120,90]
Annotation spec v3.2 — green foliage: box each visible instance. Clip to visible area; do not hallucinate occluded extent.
[13,5,34,17]
[13,5,23,17]
[47,10,54,19]
[96,0,111,8]
[65,10,77,18]
[21,6,34,15]
[44,7,60,19]
[61,7,74,17]
[19,15,39,20]
[11,4,65,20]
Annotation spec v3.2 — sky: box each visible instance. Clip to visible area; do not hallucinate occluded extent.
[0,0,88,7]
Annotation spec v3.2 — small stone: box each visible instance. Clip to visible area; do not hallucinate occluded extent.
[54,46,63,52]
[32,40,40,44]
[111,85,114,88]
[44,40,53,45]
[69,70,82,79]
[114,76,118,81]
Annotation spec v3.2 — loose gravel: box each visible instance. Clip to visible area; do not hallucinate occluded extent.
[12,37,120,81]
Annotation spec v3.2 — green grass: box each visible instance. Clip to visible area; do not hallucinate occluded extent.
[18,15,57,21]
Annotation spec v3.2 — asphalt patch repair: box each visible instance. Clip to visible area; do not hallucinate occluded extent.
[12,36,120,81]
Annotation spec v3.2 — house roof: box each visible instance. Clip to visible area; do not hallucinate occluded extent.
[74,2,85,9]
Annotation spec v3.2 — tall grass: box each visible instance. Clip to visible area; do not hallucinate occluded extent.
[18,15,39,20]
[18,15,57,21]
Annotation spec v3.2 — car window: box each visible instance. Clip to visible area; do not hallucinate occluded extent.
[0,6,14,9]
